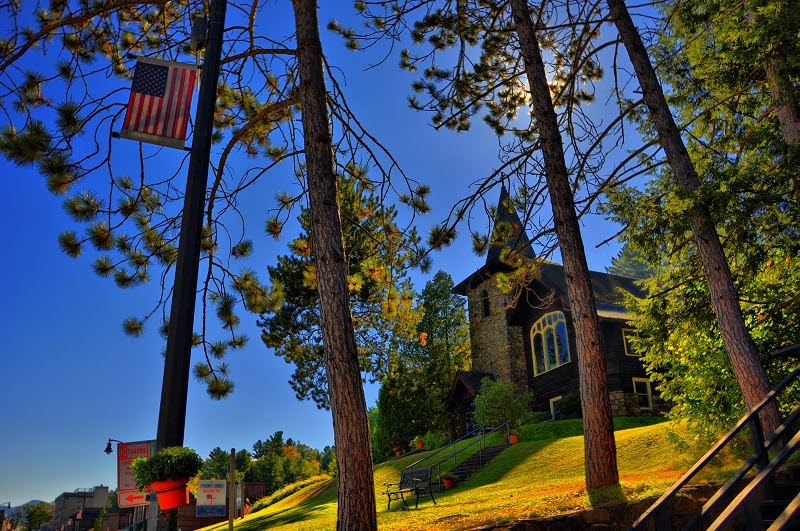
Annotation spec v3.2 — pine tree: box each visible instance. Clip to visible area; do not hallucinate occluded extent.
[606,0,783,437]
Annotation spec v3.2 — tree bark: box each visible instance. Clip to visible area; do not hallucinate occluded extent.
[292,1,377,529]
[509,0,619,491]
[606,0,781,436]
[765,56,800,204]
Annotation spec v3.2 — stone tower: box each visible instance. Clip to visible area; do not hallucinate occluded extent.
[454,185,530,390]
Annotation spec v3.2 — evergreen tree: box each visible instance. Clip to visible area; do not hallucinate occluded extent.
[605,0,787,437]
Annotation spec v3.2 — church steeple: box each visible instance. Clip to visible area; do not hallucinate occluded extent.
[485,184,532,265]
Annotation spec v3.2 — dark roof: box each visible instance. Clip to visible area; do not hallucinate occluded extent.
[485,184,533,264]
[453,187,644,317]
[536,261,644,318]
[446,371,495,407]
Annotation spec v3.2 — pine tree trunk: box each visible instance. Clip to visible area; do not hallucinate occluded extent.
[765,57,800,204]
[509,0,619,491]
[292,1,377,529]
[606,0,781,437]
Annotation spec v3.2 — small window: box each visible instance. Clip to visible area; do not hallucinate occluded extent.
[632,378,652,410]
[550,396,563,420]
[623,328,639,357]
[531,311,571,375]
[481,290,490,318]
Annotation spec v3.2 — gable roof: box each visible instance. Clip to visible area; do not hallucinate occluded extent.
[453,186,644,318]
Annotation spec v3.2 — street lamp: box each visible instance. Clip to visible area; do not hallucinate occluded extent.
[105,438,124,455]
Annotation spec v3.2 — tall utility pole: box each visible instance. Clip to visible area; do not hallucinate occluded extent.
[154,0,227,529]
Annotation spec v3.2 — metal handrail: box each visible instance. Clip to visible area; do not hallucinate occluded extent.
[405,423,488,470]
[633,347,800,530]
[404,421,512,491]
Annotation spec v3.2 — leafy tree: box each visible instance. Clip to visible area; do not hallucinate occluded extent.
[244,453,286,495]
[372,270,470,452]
[320,446,337,475]
[373,375,430,455]
[603,0,799,437]
[23,502,52,531]
[605,0,792,437]
[257,178,424,408]
[473,377,533,429]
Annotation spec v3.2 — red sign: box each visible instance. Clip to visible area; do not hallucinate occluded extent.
[117,440,155,508]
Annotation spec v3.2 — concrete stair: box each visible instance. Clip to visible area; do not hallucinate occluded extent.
[436,444,508,487]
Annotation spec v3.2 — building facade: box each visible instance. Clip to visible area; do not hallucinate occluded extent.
[449,186,663,428]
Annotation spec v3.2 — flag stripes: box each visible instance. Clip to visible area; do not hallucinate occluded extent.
[120,57,197,150]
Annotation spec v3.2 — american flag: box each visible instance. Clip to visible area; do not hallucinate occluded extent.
[120,57,197,149]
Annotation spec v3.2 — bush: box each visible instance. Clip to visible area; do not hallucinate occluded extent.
[130,447,203,490]
[558,389,582,419]
[473,377,533,429]
[527,411,552,424]
[422,430,448,450]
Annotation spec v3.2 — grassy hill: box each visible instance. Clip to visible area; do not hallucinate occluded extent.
[200,417,710,531]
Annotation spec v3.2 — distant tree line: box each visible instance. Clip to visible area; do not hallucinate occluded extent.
[199,431,336,497]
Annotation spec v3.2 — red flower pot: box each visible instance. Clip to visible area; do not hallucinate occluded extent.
[443,478,454,490]
[151,477,190,510]
[416,440,424,449]
[509,433,518,445]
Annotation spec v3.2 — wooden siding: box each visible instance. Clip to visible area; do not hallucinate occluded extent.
[517,280,651,411]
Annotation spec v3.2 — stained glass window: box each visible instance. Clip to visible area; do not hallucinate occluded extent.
[531,311,572,375]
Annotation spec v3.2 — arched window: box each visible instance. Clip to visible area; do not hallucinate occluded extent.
[481,290,490,318]
[531,311,571,376]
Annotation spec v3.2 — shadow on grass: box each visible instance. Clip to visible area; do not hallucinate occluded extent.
[588,482,628,506]
[217,481,337,530]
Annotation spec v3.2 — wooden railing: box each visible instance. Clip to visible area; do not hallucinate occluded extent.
[632,344,800,530]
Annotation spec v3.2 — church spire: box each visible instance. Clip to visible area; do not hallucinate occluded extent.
[486,184,533,265]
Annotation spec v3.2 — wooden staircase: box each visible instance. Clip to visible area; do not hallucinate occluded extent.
[403,421,514,494]
[450,444,507,482]
[632,344,800,530]
[759,465,800,530]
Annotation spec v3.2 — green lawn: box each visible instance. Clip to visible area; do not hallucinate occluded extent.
[200,417,710,531]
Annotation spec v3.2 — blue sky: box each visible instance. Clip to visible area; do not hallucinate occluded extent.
[0,3,625,506]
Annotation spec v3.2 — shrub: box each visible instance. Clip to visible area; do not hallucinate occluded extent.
[130,447,203,490]
[527,411,552,424]
[558,389,582,419]
[473,377,533,429]
[422,430,448,450]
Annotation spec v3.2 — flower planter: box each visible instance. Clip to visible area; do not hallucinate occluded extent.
[443,478,454,490]
[509,433,518,445]
[416,440,424,449]
[151,477,190,510]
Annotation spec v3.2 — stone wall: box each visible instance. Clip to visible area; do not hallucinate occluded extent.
[467,277,527,389]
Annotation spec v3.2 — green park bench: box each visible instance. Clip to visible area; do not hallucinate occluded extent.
[384,466,437,510]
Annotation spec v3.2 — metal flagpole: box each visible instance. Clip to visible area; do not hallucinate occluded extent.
[153,0,227,529]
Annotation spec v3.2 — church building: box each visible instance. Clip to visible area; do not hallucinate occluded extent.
[448,186,662,432]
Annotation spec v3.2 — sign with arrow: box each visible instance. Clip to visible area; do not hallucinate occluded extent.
[116,440,155,508]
